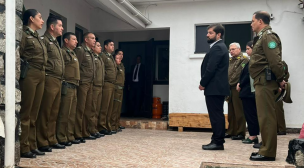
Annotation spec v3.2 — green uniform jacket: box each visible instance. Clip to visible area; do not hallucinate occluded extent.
[41,31,65,79]
[228,53,249,86]
[62,46,80,86]
[19,26,47,70]
[93,53,105,87]
[249,26,285,82]
[101,51,117,83]
[115,64,125,87]
[74,43,95,83]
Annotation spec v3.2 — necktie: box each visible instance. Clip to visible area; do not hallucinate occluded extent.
[133,64,139,80]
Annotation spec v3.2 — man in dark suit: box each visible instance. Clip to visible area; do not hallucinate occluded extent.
[130,55,145,116]
[199,24,230,150]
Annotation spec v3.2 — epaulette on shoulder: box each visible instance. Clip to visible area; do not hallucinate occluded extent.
[267,30,273,35]
[77,46,82,49]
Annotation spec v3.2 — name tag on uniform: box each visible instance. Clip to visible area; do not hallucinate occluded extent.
[86,55,90,57]
[107,58,110,60]
[27,36,34,39]
[74,58,78,61]
[95,58,98,60]
[120,69,122,71]
[49,42,53,44]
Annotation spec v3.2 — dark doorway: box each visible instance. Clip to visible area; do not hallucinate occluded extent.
[119,40,169,118]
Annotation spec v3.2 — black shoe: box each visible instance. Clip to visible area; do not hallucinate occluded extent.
[111,131,117,134]
[96,132,105,137]
[51,143,66,149]
[21,152,36,158]
[38,146,52,152]
[224,133,231,138]
[70,139,80,144]
[250,154,275,161]
[84,135,96,140]
[99,130,112,135]
[91,133,101,138]
[253,141,262,149]
[59,141,72,146]
[76,138,86,143]
[251,152,258,156]
[119,126,125,129]
[31,149,45,155]
[277,132,286,135]
[117,128,122,132]
[202,143,224,150]
[242,137,259,144]
[231,135,245,140]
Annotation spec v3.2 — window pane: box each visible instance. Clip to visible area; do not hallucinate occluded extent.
[195,26,209,53]
[224,24,252,51]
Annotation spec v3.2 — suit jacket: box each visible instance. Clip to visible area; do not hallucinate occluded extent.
[200,40,229,96]
[131,63,145,87]
[239,62,255,98]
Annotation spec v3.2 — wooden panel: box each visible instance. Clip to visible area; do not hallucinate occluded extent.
[169,113,228,129]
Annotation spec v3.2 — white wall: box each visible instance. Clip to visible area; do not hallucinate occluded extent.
[134,0,304,128]
[24,0,92,35]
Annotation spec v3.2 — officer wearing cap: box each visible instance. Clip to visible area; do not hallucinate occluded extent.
[249,11,286,161]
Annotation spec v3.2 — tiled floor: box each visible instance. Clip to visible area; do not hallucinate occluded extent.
[19,129,297,168]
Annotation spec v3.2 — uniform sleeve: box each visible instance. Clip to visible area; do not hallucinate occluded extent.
[74,48,85,68]
[19,33,26,57]
[200,45,224,87]
[263,34,285,82]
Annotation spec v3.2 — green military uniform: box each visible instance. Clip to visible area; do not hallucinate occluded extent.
[98,51,117,132]
[36,31,65,148]
[276,100,286,133]
[19,26,47,153]
[74,43,95,138]
[111,63,125,131]
[56,46,80,143]
[227,53,249,137]
[90,53,105,134]
[249,25,286,157]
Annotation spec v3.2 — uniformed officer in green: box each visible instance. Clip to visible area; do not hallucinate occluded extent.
[56,32,80,146]
[36,15,65,151]
[74,32,96,142]
[19,9,47,158]
[111,49,125,132]
[98,39,117,135]
[226,43,249,140]
[90,41,105,138]
[249,11,286,161]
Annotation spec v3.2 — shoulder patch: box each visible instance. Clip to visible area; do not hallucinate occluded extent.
[268,41,277,49]
[267,30,272,34]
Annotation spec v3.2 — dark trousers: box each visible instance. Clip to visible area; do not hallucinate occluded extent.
[130,82,143,116]
[205,95,225,145]
[241,97,260,136]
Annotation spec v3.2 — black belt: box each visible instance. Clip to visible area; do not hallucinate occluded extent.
[66,82,77,89]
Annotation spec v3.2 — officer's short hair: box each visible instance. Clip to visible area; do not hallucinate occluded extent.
[23,9,39,26]
[104,39,114,46]
[229,42,241,49]
[46,14,62,29]
[83,32,94,39]
[253,11,270,25]
[63,32,76,41]
[94,41,101,47]
[207,24,225,38]
[115,49,123,55]
[246,41,253,49]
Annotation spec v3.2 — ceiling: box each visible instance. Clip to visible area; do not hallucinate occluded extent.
[129,0,214,5]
